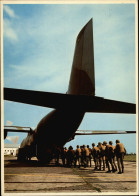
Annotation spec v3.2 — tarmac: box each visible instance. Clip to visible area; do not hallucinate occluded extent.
[3,155,138,195]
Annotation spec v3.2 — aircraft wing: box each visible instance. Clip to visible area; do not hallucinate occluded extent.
[4,88,136,114]
[75,130,136,135]
[4,125,136,136]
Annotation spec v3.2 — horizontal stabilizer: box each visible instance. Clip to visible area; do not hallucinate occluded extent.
[4,88,136,114]
[75,130,136,135]
[4,125,33,133]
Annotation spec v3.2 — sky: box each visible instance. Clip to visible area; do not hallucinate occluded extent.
[2,3,137,153]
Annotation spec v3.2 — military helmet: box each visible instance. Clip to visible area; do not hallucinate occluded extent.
[116,139,120,143]
[109,141,113,145]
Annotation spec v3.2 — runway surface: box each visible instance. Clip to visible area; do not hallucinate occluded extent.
[3,156,137,194]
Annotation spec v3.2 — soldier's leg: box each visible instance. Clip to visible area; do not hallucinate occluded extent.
[93,157,97,170]
[81,156,83,166]
[96,158,98,169]
[71,157,74,167]
[78,157,81,168]
[74,157,77,167]
[102,156,105,171]
[82,156,85,167]
[85,156,87,168]
[67,156,69,167]
[65,156,67,166]
[96,157,100,170]
[86,156,89,167]
[113,157,117,171]
[55,152,60,165]
[121,153,124,173]
[63,157,65,166]
[82,156,86,168]
[117,156,122,173]
[69,157,72,167]
[89,156,92,167]
[106,158,111,172]
[108,156,115,172]
[99,157,102,170]
[60,154,64,166]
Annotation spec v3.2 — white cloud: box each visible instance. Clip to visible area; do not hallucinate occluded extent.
[6,120,13,126]
[6,136,19,144]
[4,19,18,42]
[3,5,16,18]
[5,57,71,93]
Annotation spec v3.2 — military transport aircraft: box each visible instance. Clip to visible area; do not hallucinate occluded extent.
[4,19,136,162]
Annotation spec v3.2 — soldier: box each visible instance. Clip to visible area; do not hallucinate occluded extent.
[82,145,87,168]
[105,142,111,172]
[66,146,75,167]
[74,145,82,168]
[105,141,116,172]
[97,142,103,170]
[80,146,84,166]
[54,146,61,165]
[87,145,92,167]
[92,143,100,170]
[81,145,89,168]
[115,140,125,174]
[85,145,90,167]
[61,147,67,166]
[98,142,106,171]
[102,141,108,170]
[102,141,107,170]
[109,141,117,172]
[64,147,68,165]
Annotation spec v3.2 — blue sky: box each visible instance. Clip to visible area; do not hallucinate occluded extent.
[3,3,136,153]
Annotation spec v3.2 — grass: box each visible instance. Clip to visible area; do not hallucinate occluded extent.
[124,154,136,162]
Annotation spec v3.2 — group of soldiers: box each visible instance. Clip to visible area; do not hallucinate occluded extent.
[57,139,126,174]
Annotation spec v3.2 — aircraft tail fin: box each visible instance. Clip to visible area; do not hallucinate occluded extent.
[68,19,95,96]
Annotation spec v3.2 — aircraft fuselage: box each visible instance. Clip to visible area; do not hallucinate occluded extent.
[19,109,85,161]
